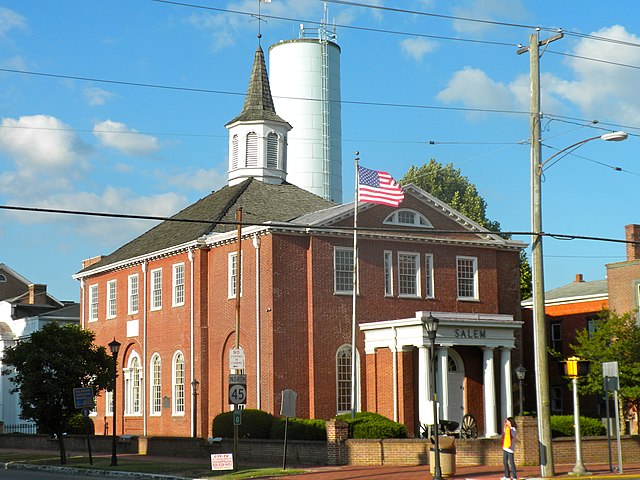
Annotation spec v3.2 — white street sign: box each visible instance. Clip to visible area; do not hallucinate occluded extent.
[229,348,245,370]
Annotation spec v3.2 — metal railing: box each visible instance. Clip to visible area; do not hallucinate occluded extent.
[2,423,37,434]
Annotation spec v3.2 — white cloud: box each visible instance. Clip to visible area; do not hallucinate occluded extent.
[0,115,89,171]
[451,0,528,36]
[550,25,640,125]
[0,7,26,41]
[166,168,228,193]
[93,120,160,155]
[436,66,514,112]
[84,87,116,106]
[400,37,437,62]
[8,187,188,246]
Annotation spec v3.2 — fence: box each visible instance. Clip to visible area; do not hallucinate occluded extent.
[1,424,37,435]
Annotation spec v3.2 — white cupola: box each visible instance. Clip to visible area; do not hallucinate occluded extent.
[225,44,292,186]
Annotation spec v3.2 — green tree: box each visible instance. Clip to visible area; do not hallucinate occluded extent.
[401,159,532,299]
[2,323,113,465]
[571,310,640,432]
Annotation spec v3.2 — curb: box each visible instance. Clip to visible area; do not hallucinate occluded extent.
[3,462,192,479]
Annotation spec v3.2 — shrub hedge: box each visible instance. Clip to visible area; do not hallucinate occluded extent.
[335,412,407,439]
[550,415,606,438]
[212,410,326,440]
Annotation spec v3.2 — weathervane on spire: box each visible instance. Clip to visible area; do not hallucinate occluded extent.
[256,0,271,43]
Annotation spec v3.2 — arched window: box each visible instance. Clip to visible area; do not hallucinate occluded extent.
[266,132,278,168]
[124,353,142,415]
[384,209,433,228]
[246,132,258,167]
[173,351,185,415]
[0,274,6,282]
[336,345,359,414]
[150,354,162,416]
[231,134,239,169]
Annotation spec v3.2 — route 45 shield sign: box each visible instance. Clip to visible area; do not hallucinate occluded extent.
[228,374,247,405]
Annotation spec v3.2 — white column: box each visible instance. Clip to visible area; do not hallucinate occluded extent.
[437,346,449,421]
[483,347,498,437]
[391,329,398,423]
[500,347,513,421]
[418,346,431,431]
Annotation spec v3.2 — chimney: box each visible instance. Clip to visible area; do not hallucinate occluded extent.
[625,224,640,261]
[28,284,47,304]
[82,255,103,269]
[575,274,584,283]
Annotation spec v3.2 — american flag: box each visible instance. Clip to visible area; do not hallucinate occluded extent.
[357,166,405,207]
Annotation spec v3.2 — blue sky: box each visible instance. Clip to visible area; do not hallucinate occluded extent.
[1,0,639,301]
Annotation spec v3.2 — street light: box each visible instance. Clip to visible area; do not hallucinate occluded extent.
[530,130,627,475]
[561,357,591,476]
[191,379,200,438]
[108,338,121,467]
[515,366,527,416]
[423,313,442,480]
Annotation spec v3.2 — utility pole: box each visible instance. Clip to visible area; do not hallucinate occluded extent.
[517,29,562,479]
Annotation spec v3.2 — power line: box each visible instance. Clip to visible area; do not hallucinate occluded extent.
[2,204,639,246]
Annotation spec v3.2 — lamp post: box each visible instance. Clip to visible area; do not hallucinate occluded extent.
[562,357,590,476]
[515,366,527,416]
[108,338,121,467]
[423,313,442,480]
[530,130,626,475]
[191,379,199,438]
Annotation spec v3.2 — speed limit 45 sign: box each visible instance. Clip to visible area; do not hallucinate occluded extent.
[229,374,247,405]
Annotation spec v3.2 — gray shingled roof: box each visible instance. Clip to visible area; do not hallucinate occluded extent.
[79,178,335,274]
[522,278,608,305]
[225,45,291,127]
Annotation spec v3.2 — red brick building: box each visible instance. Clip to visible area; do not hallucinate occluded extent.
[521,274,608,416]
[74,45,525,439]
[607,224,640,317]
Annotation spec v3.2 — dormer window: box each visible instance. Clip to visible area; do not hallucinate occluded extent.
[384,209,433,228]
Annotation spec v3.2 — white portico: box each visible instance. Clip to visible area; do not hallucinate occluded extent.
[360,311,522,437]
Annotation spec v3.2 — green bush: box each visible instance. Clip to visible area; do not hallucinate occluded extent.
[212,409,275,439]
[270,417,326,440]
[65,413,94,435]
[336,412,407,439]
[550,415,605,438]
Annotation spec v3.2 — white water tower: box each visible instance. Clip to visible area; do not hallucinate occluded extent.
[268,21,342,203]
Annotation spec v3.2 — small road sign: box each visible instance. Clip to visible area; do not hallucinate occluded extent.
[233,409,242,426]
[73,387,95,409]
[229,349,245,370]
[229,384,247,405]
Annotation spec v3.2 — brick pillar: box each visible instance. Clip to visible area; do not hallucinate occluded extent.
[326,419,349,465]
[515,416,539,466]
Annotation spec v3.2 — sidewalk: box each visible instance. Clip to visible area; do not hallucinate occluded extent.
[264,462,640,480]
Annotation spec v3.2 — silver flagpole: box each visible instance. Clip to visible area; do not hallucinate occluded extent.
[350,152,359,419]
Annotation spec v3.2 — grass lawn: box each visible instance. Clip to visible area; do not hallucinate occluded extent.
[0,451,305,479]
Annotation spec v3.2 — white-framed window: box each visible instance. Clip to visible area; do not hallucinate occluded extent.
[336,345,352,414]
[150,354,162,416]
[334,247,354,294]
[384,209,433,228]
[267,132,278,168]
[425,253,434,299]
[246,132,258,167]
[88,284,98,322]
[550,322,562,353]
[124,353,142,416]
[106,280,117,319]
[398,252,420,297]
[228,252,243,299]
[128,274,139,315]
[151,268,162,310]
[173,351,185,415]
[105,390,113,415]
[172,263,185,307]
[456,256,478,300]
[384,251,393,296]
